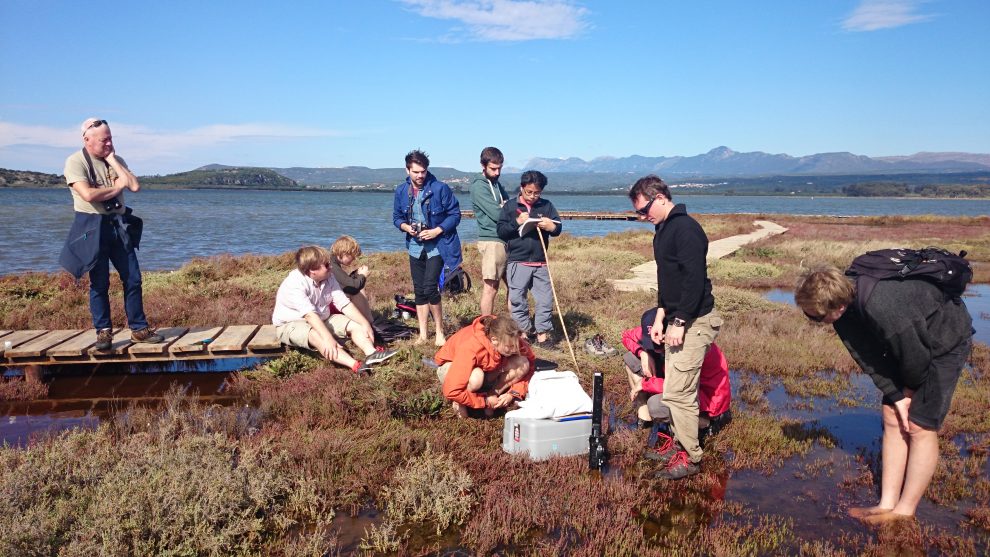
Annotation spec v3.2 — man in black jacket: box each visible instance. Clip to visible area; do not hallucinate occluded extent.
[629,175,722,480]
[796,265,972,524]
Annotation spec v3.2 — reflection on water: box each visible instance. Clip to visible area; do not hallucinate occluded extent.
[0,358,270,447]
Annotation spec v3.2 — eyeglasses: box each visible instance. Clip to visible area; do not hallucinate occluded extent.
[803,310,826,323]
[635,195,660,216]
[520,188,542,198]
[83,120,107,135]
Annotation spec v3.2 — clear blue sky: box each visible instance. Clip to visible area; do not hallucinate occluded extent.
[1,0,988,174]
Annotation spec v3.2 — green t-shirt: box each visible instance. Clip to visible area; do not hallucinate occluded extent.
[64,150,127,215]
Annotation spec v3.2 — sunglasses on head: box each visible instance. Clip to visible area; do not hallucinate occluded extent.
[635,195,659,216]
[85,119,108,132]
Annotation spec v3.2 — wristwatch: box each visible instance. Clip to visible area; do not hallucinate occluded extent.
[671,317,687,327]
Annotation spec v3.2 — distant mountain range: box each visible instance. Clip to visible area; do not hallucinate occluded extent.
[521,147,990,176]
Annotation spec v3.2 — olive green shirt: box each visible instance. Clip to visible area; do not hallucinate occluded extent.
[64,150,127,215]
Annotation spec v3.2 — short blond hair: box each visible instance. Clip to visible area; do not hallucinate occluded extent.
[331,235,362,259]
[295,245,331,274]
[794,264,855,318]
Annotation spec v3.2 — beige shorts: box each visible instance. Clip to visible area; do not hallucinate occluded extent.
[276,314,352,349]
[477,241,507,282]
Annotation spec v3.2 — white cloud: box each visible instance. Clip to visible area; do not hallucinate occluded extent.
[400,0,589,41]
[842,0,934,32]
[0,120,341,155]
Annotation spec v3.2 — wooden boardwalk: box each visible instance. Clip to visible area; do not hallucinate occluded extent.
[0,325,285,367]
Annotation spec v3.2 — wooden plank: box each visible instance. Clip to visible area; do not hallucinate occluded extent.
[49,328,107,357]
[170,326,224,355]
[248,324,282,351]
[92,328,138,356]
[6,330,85,358]
[209,325,258,352]
[128,326,190,355]
[0,330,48,356]
[0,330,13,339]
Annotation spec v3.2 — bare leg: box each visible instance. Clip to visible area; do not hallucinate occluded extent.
[346,321,377,357]
[429,301,446,346]
[416,304,430,343]
[307,329,358,369]
[890,424,939,516]
[480,278,499,316]
[349,291,375,326]
[851,404,903,518]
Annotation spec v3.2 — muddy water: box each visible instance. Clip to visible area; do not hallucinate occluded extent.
[1,358,268,446]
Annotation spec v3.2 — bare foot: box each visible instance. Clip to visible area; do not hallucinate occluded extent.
[435,335,447,347]
[536,332,549,343]
[861,511,915,526]
[416,335,429,345]
[848,506,893,519]
[452,401,468,418]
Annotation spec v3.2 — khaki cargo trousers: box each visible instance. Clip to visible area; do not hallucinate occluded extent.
[663,310,722,463]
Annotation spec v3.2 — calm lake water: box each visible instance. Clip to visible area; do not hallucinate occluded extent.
[2,188,989,275]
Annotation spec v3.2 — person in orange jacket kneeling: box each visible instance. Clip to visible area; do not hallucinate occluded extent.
[435,315,536,418]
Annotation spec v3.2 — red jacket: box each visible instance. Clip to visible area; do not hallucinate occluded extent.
[621,325,731,417]
[435,316,536,409]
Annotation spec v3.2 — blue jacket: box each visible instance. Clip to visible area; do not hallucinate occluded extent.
[59,210,143,279]
[392,172,463,272]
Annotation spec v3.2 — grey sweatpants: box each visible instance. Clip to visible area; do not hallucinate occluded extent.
[507,262,553,334]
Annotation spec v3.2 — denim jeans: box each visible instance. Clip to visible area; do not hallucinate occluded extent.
[88,216,148,331]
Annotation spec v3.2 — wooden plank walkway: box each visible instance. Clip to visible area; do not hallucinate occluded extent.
[0,325,286,366]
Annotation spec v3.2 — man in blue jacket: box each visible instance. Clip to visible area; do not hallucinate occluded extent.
[392,150,462,346]
[60,118,162,351]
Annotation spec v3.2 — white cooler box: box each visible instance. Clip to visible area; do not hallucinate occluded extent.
[502,415,591,460]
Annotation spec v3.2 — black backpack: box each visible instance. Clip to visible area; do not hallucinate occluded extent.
[845,247,972,312]
[440,266,472,295]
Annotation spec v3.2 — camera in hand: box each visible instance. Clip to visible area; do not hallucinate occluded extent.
[410,222,425,235]
[103,196,122,212]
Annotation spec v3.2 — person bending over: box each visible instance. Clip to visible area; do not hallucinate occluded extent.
[796,264,972,524]
[273,246,396,373]
[435,314,535,418]
[622,308,731,454]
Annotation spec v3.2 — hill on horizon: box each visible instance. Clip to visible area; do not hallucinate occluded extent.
[521,146,990,176]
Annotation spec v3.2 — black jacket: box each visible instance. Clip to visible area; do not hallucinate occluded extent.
[496,196,561,263]
[833,279,973,402]
[330,256,366,295]
[653,203,714,323]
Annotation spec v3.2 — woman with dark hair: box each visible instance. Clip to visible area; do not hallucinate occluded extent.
[496,170,562,345]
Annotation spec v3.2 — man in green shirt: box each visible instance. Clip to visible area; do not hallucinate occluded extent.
[469,146,510,315]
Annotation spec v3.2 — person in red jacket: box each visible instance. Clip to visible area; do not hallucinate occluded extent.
[435,315,536,418]
[622,308,731,443]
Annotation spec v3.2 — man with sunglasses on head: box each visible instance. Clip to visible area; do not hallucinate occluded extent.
[628,174,722,480]
[795,265,972,524]
[59,118,163,351]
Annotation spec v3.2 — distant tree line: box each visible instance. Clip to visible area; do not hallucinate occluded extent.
[844,181,990,198]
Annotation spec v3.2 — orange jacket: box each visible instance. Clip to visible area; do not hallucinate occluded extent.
[435,316,536,409]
